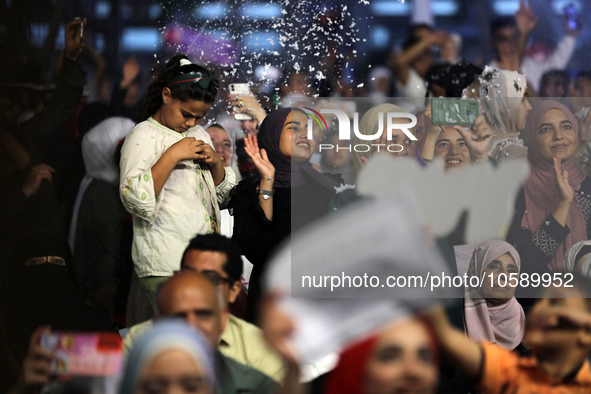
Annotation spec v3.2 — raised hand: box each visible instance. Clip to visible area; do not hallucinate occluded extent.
[120,56,140,89]
[424,101,441,137]
[229,94,267,123]
[453,112,493,164]
[22,164,55,198]
[64,18,86,61]
[243,133,275,182]
[19,326,53,389]
[516,0,538,34]
[554,155,574,204]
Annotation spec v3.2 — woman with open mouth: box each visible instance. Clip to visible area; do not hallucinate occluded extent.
[228,108,342,323]
[507,100,591,275]
[433,126,472,171]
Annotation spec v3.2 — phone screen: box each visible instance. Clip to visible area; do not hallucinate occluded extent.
[564,4,579,31]
[431,98,479,127]
[41,332,123,376]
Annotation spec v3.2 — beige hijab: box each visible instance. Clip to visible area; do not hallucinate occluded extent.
[479,68,528,162]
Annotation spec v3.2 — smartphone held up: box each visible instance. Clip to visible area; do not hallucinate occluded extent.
[73,17,84,39]
[431,98,479,128]
[230,83,254,120]
[41,331,123,376]
[564,3,580,32]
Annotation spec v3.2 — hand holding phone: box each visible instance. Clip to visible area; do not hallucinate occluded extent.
[41,332,123,376]
[64,18,86,61]
[229,83,268,124]
[73,17,84,39]
[229,83,254,120]
[451,102,494,163]
[19,326,54,388]
[564,3,581,33]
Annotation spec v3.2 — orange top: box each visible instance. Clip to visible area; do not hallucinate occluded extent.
[478,342,591,394]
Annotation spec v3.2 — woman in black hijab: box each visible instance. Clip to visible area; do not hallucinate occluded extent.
[229,107,341,323]
[0,232,114,370]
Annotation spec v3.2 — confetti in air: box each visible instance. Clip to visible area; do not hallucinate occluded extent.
[156,0,371,106]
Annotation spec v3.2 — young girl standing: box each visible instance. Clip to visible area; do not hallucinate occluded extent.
[120,55,235,310]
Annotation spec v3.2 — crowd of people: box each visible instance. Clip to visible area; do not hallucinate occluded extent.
[3,2,591,393]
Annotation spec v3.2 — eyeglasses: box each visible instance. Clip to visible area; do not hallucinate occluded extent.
[201,272,232,286]
[178,266,233,286]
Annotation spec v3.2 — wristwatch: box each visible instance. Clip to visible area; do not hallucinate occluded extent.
[257,188,275,200]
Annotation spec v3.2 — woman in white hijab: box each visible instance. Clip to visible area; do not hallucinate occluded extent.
[68,116,134,309]
[476,68,531,162]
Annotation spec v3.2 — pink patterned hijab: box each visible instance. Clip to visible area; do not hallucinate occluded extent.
[521,100,586,271]
[464,240,525,350]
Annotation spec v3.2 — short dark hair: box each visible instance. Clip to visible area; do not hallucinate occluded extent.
[490,17,515,40]
[539,69,571,96]
[427,60,483,98]
[408,23,434,39]
[180,234,242,283]
[402,24,434,52]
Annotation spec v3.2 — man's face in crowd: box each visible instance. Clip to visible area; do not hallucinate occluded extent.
[157,271,222,347]
[181,249,241,308]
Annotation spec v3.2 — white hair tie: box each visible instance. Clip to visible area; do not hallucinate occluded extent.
[179,59,192,67]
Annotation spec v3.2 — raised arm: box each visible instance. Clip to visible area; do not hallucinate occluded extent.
[425,307,483,381]
[453,110,494,164]
[418,102,441,162]
[551,155,574,228]
[389,31,448,86]
[110,56,140,116]
[515,2,538,64]
[243,133,275,221]
[229,94,267,124]
[18,19,86,147]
